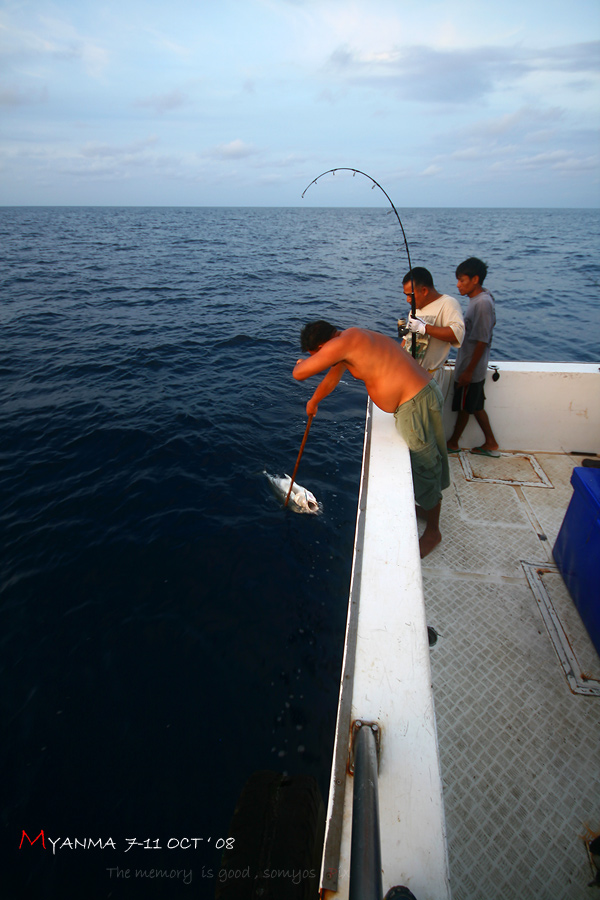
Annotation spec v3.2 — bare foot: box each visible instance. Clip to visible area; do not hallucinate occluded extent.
[446,442,459,452]
[419,528,442,558]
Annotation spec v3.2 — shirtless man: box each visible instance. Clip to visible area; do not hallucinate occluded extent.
[293,321,450,558]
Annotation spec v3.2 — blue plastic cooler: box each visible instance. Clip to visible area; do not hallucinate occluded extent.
[553,467,600,657]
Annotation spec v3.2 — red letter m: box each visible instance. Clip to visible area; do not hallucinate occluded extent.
[19,830,46,849]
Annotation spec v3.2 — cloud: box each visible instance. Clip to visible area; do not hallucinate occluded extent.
[491,149,600,174]
[58,138,188,182]
[0,15,110,79]
[135,90,189,114]
[438,139,598,184]
[270,152,309,168]
[0,2,597,206]
[448,144,517,163]
[0,84,48,106]
[141,27,191,59]
[327,43,521,102]
[474,106,565,138]
[207,139,260,160]
[539,40,600,73]
[325,40,600,103]
[444,102,594,164]
[420,164,442,177]
[80,136,159,159]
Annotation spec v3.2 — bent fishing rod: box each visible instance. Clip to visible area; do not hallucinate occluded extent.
[302,167,417,357]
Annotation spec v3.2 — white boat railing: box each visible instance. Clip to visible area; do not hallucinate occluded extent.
[320,400,452,900]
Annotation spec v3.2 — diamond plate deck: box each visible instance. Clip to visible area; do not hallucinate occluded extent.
[421,451,600,899]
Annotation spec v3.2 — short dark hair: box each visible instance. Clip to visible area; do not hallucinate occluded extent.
[402,267,434,289]
[455,257,488,284]
[300,320,338,352]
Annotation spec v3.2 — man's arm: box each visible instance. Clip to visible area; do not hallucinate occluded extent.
[457,340,486,386]
[304,363,347,416]
[408,297,464,346]
[423,323,460,343]
[292,331,351,381]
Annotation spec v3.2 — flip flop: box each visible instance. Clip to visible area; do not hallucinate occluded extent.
[447,447,461,455]
[471,446,501,458]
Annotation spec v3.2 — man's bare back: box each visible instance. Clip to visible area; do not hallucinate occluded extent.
[293,322,447,558]
[293,327,431,414]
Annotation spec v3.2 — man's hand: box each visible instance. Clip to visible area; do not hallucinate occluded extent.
[306,399,318,417]
[407,313,427,335]
[457,341,486,387]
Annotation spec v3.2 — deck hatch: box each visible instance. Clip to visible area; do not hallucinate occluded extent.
[522,561,600,696]
[459,451,553,488]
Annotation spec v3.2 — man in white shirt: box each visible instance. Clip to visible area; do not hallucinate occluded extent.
[401,267,465,376]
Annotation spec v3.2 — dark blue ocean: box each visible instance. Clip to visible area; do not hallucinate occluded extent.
[1,206,599,899]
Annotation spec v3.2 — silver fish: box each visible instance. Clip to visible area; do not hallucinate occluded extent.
[263,471,320,514]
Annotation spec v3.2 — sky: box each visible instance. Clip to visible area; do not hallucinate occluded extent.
[1,0,599,207]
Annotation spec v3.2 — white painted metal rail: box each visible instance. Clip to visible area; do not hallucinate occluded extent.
[320,400,452,900]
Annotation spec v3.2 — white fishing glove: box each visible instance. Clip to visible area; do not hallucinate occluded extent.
[407,313,427,335]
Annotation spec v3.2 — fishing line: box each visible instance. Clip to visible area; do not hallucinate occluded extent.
[302,167,417,357]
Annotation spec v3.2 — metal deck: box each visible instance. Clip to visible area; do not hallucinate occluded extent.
[320,364,599,900]
[422,449,600,899]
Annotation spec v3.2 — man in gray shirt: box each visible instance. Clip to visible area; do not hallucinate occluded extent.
[447,258,499,457]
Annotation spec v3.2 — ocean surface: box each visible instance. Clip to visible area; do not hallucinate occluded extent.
[1,205,599,899]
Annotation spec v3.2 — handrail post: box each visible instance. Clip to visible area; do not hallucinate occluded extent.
[349,722,383,900]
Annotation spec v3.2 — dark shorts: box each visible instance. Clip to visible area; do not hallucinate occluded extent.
[452,380,486,414]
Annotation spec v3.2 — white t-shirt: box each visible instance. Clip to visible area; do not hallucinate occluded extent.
[402,293,465,372]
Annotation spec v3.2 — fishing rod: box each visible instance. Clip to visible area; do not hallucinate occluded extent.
[302,167,417,357]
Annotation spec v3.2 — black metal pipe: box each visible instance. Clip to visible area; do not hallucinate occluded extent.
[349,724,384,900]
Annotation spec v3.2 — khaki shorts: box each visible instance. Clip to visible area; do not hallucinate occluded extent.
[394,380,450,511]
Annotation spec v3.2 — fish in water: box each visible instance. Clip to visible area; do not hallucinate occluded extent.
[263,471,320,514]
